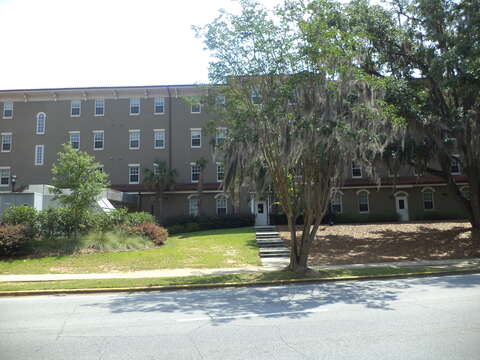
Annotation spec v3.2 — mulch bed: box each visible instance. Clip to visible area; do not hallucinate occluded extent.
[278,221,476,266]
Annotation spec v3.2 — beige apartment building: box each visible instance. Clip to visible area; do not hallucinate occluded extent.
[0,84,470,225]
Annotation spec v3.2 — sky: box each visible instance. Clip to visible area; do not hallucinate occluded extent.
[0,0,283,90]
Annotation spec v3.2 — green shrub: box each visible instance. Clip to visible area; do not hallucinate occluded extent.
[0,225,31,257]
[80,231,153,252]
[37,207,93,237]
[125,212,156,225]
[122,222,168,245]
[334,212,399,223]
[165,214,255,234]
[2,206,38,233]
[413,211,468,221]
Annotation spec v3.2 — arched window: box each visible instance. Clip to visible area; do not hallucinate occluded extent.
[357,190,369,213]
[36,112,46,134]
[187,194,199,217]
[331,191,343,214]
[215,194,228,216]
[421,187,435,210]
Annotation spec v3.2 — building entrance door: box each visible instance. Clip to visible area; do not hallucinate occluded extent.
[395,195,409,222]
[255,201,268,226]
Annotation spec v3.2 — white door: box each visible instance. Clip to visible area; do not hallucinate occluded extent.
[396,196,409,222]
[255,201,268,226]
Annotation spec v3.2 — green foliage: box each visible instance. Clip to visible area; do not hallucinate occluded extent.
[51,143,110,229]
[165,215,255,234]
[80,231,154,252]
[413,211,468,222]
[37,207,92,237]
[0,225,31,257]
[334,212,399,224]
[2,205,37,227]
[125,212,156,226]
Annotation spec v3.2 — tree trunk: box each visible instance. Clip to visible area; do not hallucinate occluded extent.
[286,216,315,274]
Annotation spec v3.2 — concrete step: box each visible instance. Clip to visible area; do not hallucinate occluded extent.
[255,227,276,232]
[256,233,281,239]
[259,248,290,256]
[256,240,285,247]
[259,252,290,258]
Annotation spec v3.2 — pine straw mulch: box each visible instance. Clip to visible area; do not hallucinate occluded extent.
[277,221,477,266]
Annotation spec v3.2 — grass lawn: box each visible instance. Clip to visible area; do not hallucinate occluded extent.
[1,266,477,293]
[0,227,260,275]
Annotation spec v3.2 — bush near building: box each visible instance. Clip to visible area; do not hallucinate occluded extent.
[0,205,167,258]
[165,214,255,234]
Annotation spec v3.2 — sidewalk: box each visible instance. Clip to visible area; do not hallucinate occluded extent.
[1,258,479,283]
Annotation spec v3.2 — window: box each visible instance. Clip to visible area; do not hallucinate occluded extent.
[189,197,199,217]
[358,190,369,213]
[130,98,140,115]
[216,195,228,216]
[71,100,81,117]
[352,161,362,178]
[251,88,262,105]
[95,99,105,116]
[3,102,13,118]
[216,162,225,182]
[154,129,165,149]
[154,97,165,114]
[0,167,10,186]
[1,133,12,152]
[129,164,140,184]
[215,127,226,147]
[461,186,470,201]
[93,130,104,150]
[36,113,46,134]
[450,156,461,175]
[191,98,201,113]
[423,190,434,210]
[35,145,44,166]
[191,163,200,183]
[216,95,226,105]
[69,131,80,150]
[153,163,160,176]
[331,192,343,214]
[191,129,201,148]
[129,130,140,150]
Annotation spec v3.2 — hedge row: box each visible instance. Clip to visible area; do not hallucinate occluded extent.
[165,214,255,234]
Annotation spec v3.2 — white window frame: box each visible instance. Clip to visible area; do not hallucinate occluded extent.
[128,164,140,184]
[153,163,160,176]
[94,99,105,116]
[191,128,202,148]
[421,187,435,211]
[70,100,81,117]
[251,88,262,105]
[3,102,13,119]
[216,162,225,183]
[93,130,104,151]
[331,191,343,214]
[191,162,200,183]
[188,196,200,217]
[352,161,362,178]
[0,167,10,187]
[216,95,226,105]
[154,97,165,114]
[129,98,140,115]
[129,129,140,150]
[1,132,12,153]
[190,98,201,114]
[69,131,80,150]
[215,127,227,147]
[357,190,369,213]
[215,194,228,216]
[153,129,165,149]
[450,155,461,175]
[36,112,46,135]
[35,145,44,166]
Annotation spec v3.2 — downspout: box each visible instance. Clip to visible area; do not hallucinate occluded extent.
[167,87,173,171]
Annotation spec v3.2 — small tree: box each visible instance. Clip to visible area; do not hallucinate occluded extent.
[51,144,109,232]
[144,160,177,223]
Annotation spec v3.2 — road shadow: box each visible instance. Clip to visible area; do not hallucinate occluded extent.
[84,280,403,325]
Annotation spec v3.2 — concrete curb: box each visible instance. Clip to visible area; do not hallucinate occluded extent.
[1,267,479,297]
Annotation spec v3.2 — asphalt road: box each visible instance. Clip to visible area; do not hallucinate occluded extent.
[1,274,479,360]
